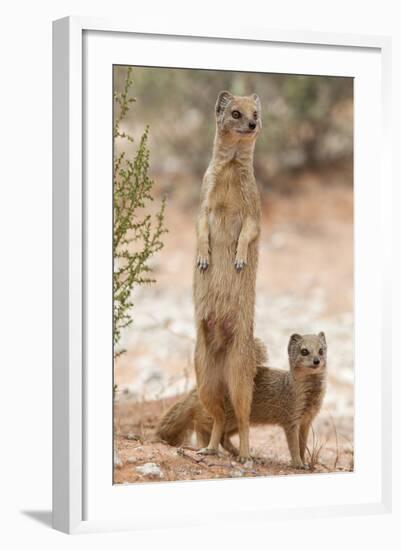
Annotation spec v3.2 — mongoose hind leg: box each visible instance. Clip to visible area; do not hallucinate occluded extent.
[226,363,254,463]
[197,380,225,456]
[195,426,211,450]
[221,433,239,456]
[197,413,225,456]
[197,447,219,456]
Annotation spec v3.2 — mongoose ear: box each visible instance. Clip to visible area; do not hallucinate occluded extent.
[288,333,302,354]
[252,93,261,111]
[252,94,262,127]
[216,91,233,115]
[318,331,327,345]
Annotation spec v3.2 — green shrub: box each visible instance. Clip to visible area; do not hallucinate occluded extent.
[113,67,167,358]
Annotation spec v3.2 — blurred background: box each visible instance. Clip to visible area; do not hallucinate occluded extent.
[113,66,354,482]
[114,66,353,203]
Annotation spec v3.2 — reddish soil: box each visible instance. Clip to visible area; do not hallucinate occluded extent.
[114,395,353,484]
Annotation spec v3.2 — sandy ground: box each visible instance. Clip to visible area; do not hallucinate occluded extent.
[114,395,353,484]
[114,173,354,484]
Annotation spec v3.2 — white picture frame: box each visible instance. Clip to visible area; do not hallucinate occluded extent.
[52,16,392,534]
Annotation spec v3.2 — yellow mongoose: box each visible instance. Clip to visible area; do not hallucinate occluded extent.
[193,91,262,462]
[156,333,327,468]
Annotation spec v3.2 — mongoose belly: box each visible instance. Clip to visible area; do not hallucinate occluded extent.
[194,211,257,327]
[224,368,291,431]
[194,161,259,328]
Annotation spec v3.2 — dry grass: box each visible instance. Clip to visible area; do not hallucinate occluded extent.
[306,425,329,471]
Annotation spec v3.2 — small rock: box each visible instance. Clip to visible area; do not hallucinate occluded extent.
[126,433,140,441]
[230,469,245,478]
[114,450,123,469]
[127,457,137,464]
[135,462,163,478]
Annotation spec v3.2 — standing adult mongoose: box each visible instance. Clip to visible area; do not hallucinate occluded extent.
[155,333,327,468]
[193,91,262,463]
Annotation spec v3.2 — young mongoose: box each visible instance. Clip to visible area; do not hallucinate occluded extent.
[193,91,262,462]
[156,333,327,468]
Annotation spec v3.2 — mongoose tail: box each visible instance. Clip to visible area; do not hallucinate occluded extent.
[154,390,199,446]
[155,338,267,448]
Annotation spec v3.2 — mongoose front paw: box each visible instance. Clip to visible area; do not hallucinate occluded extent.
[291,460,307,469]
[234,259,246,272]
[237,455,253,466]
[197,447,218,456]
[197,256,209,272]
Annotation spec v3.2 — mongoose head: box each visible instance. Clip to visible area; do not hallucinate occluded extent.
[288,332,327,375]
[215,91,261,141]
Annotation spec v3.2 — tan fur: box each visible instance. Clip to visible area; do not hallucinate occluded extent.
[156,333,327,468]
[193,91,262,461]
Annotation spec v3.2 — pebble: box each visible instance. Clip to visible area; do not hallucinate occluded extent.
[126,433,140,441]
[114,450,123,468]
[135,462,163,478]
[230,469,245,478]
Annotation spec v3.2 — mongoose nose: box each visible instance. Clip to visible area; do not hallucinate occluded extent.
[313,358,320,365]
[249,121,256,130]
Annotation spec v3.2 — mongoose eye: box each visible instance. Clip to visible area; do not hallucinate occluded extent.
[253,111,258,120]
[319,348,324,356]
[301,348,309,356]
[232,110,241,119]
